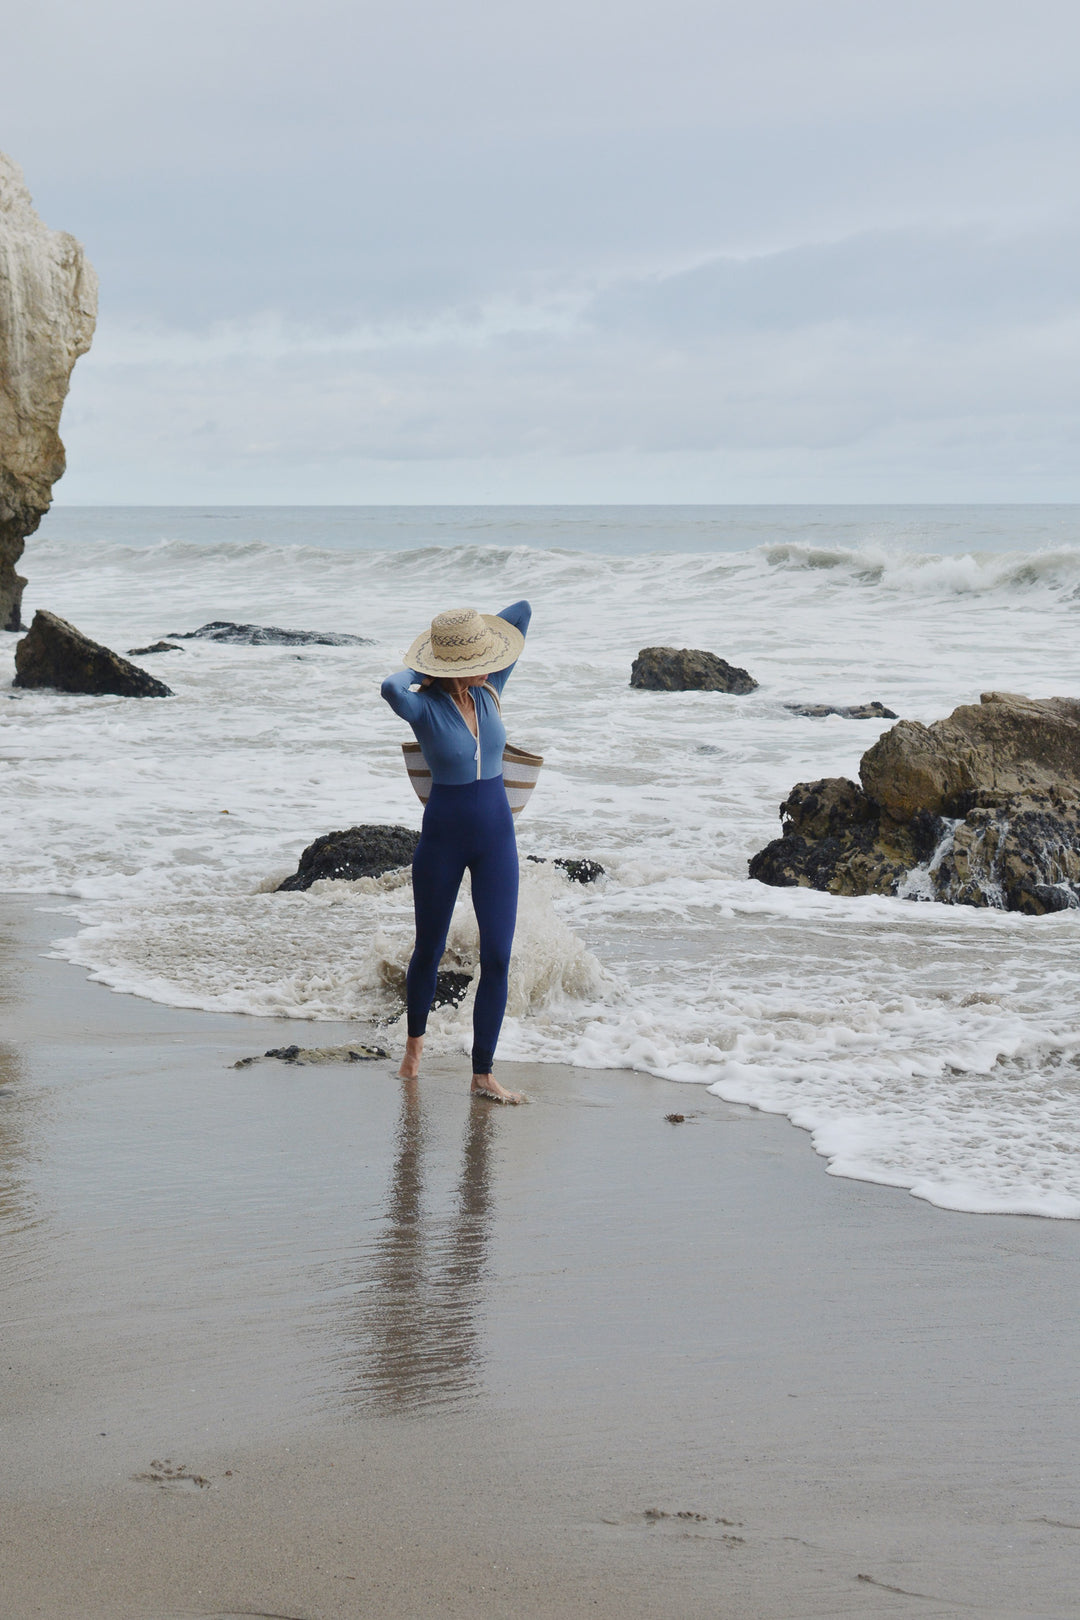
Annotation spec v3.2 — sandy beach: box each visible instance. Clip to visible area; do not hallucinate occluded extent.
[2,894,1079,1620]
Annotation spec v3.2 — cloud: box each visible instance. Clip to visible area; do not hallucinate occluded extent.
[7,0,1080,497]
[53,219,1080,500]
[589,225,1080,337]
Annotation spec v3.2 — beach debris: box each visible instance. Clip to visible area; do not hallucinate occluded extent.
[13,609,174,697]
[134,1459,210,1490]
[0,154,97,631]
[665,1113,686,1123]
[856,1573,945,1602]
[128,640,183,655]
[643,1508,742,1526]
[630,646,758,694]
[750,692,1080,913]
[277,824,419,891]
[233,1042,389,1068]
[785,700,898,720]
[166,620,372,646]
[526,855,607,884]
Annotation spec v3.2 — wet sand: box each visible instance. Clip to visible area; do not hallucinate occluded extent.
[2,896,1080,1620]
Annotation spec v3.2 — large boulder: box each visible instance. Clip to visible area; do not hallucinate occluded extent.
[277,824,419,891]
[1,154,97,630]
[630,646,758,694]
[860,691,1080,820]
[749,693,1080,914]
[13,610,174,697]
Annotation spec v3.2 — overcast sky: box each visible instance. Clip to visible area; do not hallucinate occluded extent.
[7,0,1080,503]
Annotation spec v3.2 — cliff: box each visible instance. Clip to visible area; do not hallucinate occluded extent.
[0,154,97,629]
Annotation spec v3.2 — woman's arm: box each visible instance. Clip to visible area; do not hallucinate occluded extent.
[380,668,427,722]
[489,600,532,693]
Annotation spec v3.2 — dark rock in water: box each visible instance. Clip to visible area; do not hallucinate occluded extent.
[785,701,898,720]
[167,621,372,647]
[749,693,1080,913]
[526,855,607,884]
[278,824,419,891]
[13,610,174,697]
[749,777,941,898]
[928,791,1080,914]
[555,857,605,884]
[630,647,758,694]
[128,640,182,655]
[432,971,473,1009]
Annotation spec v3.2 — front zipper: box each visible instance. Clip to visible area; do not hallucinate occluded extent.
[475,688,481,778]
[446,686,481,779]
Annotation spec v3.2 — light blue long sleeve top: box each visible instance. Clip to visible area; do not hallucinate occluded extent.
[380,600,532,785]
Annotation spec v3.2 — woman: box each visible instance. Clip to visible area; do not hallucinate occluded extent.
[381,600,532,1103]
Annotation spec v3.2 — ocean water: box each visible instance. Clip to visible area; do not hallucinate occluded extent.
[4,504,1080,1218]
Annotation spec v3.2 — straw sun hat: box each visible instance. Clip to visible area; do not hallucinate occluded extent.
[404,607,524,678]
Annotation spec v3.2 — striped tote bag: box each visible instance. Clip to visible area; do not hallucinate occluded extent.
[401,740,543,816]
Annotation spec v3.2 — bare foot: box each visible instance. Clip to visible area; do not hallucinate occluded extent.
[471,1073,526,1105]
[398,1035,424,1079]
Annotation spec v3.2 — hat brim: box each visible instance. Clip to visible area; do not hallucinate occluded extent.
[404,613,525,678]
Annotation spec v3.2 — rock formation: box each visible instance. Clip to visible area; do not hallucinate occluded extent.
[749,692,1080,914]
[14,610,174,697]
[630,647,758,693]
[860,693,1080,822]
[785,701,898,720]
[167,622,372,647]
[1,154,97,630]
[277,824,420,891]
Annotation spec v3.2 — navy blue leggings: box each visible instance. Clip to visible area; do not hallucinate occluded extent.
[406,777,519,1074]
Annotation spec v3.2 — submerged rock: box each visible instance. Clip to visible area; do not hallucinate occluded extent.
[13,610,174,697]
[785,701,898,720]
[431,970,473,1009]
[555,857,606,884]
[526,855,607,884]
[0,154,97,630]
[128,640,182,655]
[750,693,1080,913]
[168,621,372,647]
[630,647,758,694]
[278,824,419,891]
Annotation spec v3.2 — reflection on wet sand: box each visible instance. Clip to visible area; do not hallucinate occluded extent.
[341,1079,496,1413]
[0,1034,35,1239]
[0,906,33,1237]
